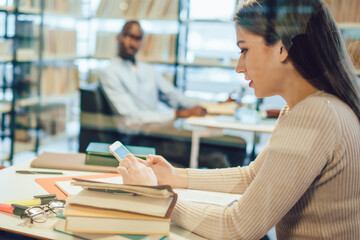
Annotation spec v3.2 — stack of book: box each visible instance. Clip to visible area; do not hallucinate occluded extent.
[344,39,360,70]
[85,142,156,167]
[96,0,179,20]
[54,178,177,239]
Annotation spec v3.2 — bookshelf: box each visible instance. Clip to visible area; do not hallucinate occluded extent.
[0,0,81,165]
[324,0,360,76]
[0,0,43,164]
[82,0,180,87]
[1,0,358,165]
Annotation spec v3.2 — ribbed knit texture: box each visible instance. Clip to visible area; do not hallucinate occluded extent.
[171,92,360,240]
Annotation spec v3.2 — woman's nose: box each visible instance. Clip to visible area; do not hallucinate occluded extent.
[235,55,245,74]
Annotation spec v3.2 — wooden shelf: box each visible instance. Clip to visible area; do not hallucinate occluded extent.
[0,54,38,63]
[181,19,233,24]
[338,23,360,29]
[43,54,80,61]
[138,58,176,65]
[43,11,84,19]
[18,7,41,15]
[89,56,177,65]
[0,93,78,114]
[41,92,79,105]
[0,55,13,62]
[0,120,79,163]
[0,5,14,12]
[93,16,178,21]
[0,103,11,113]
[17,96,39,108]
[0,138,35,163]
[0,97,39,113]
[179,61,236,69]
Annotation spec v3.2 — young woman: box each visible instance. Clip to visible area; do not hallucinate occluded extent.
[117,0,360,239]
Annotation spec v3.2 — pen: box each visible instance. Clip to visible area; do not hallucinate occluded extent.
[88,188,135,195]
[16,170,63,175]
[4,194,57,207]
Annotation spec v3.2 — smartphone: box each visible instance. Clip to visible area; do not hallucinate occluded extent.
[109,141,131,162]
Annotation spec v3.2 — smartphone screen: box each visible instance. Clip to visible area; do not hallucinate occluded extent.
[109,141,131,161]
[114,145,131,160]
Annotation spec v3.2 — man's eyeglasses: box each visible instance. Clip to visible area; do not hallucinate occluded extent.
[124,33,143,41]
[24,200,65,223]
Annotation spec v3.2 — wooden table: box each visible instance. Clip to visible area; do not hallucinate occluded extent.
[0,160,207,240]
[185,116,275,168]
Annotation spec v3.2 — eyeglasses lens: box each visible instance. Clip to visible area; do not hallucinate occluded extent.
[26,207,47,223]
[48,201,65,214]
[25,200,65,223]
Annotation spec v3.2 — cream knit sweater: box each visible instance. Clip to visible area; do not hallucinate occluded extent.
[172,91,360,240]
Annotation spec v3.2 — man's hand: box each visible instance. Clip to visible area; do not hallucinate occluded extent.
[175,105,207,118]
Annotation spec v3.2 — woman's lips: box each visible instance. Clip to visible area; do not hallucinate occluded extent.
[245,78,253,88]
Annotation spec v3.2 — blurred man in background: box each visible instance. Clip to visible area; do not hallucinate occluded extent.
[99,20,207,134]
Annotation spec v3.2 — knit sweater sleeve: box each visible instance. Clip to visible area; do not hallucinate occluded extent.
[171,96,339,239]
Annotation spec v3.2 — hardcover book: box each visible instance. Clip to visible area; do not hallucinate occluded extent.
[85,142,155,167]
[54,213,165,239]
[67,188,176,218]
[64,204,171,235]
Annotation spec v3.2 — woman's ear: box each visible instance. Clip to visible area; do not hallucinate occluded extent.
[279,44,288,63]
[116,34,121,43]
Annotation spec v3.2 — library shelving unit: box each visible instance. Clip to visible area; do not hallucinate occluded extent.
[85,0,360,105]
[0,0,81,165]
[0,0,43,165]
[38,0,83,156]
[84,0,180,87]
[84,0,241,96]
[175,0,242,100]
[324,0,360,76]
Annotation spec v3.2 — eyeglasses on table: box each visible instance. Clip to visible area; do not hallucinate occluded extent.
[23,200,66,224]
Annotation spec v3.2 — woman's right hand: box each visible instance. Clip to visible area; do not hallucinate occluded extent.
[145,155,188,188]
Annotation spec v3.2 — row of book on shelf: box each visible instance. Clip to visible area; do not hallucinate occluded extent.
[96,0,179,20]
[7,0,359,22]
[9,65,79,99]
[14,0,82,16]
[94,32,177,62]
[32,65,79,97]
[15,104,67,142]
[324,0,360,22]
[0,27,77,60]
[3,29,359,72]
[344,39,360,70]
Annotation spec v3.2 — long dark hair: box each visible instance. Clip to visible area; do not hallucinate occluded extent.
[234,0,360,120]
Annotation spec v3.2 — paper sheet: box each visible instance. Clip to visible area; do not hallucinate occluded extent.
[56,176,124,197]
[173,189,241,206]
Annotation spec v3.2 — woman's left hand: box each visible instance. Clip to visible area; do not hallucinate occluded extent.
[116,154,158,186]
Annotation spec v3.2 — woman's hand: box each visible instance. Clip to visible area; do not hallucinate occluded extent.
[116,154,157,186]
[145,155,188,188]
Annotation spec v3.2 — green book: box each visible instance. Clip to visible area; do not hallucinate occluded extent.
[85,142,156,167]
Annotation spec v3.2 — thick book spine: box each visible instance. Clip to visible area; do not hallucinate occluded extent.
[85,154,118,167]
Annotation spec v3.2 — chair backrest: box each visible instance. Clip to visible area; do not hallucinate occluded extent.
[79,82,121,152]
[80,82,113,115]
